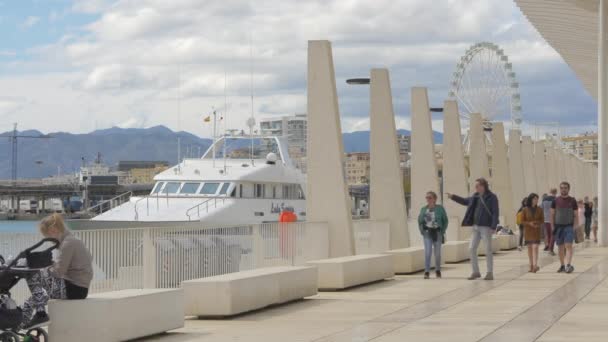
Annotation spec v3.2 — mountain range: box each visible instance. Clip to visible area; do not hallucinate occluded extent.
[0,126,443,179]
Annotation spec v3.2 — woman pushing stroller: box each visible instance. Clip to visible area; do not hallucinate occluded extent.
[22,214,93,329]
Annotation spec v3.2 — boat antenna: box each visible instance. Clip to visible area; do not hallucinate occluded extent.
[212,106,217,168]
[223,67,228,173]
[248,33,256,166]
[177,63,182,173]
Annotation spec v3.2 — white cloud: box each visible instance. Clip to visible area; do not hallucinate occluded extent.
[21,16,40,29]
[0,50,16,57]
[0,0,596,137]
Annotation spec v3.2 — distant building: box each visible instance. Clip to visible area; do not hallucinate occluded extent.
[562,133,598,160]
[259,114,307,170]
[118,161,170,184]
[345,152,370,185]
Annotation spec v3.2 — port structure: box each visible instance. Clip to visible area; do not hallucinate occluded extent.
[8,123,53,185]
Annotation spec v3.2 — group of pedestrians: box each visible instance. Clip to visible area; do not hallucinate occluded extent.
[418,178,590,281]
[418,178,499,281]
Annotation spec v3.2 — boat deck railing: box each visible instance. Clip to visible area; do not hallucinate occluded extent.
[87,191,132,216]
[185,198,227,221]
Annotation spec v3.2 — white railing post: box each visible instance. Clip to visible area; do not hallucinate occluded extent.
[142,228,156,288]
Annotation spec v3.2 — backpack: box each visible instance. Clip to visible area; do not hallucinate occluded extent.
[516,210,523,226]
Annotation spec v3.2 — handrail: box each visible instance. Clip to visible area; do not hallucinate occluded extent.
[87,191,132,216]
[186,197,226,221]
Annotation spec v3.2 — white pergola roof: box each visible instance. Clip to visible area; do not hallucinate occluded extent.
[514,0,599,100]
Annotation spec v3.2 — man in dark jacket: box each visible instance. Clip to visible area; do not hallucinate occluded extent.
[448,178,499,280]
[584,196,593,239]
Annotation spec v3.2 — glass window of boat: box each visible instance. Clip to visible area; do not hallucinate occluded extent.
[254,184,265,198]
[219,183,231,195]
[163,182,181,194]
[200,182,220,195]
[151,182,164,194]
[180,182,200,194]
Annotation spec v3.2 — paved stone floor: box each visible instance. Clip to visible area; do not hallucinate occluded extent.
[149,243,608,342]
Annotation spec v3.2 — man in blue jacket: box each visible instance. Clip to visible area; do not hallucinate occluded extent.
[447,178,499,280]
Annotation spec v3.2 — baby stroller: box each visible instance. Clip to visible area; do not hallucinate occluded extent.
[0,238,59,342]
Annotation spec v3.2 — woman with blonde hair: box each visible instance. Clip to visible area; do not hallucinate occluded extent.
[21,213,93,329]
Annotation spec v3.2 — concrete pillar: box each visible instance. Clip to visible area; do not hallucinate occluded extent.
[442,100,469,241]
[306,40,355,257]
[534,141,548,194]
[468,113,489,190]
[491,122,515,229]
[599,0,608,246]
[508,130,525,210]
[557,150,567,184]
[369,68,409,249]
[547,146,559,190]
[521,136,537,195]
[410,87,441,221]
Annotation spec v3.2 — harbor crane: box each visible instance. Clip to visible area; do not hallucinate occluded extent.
[8,123,52,185]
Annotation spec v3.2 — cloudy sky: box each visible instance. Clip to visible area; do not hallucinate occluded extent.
[0,0,598,138]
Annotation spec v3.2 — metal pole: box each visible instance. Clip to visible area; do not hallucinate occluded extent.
[599,0,608,246]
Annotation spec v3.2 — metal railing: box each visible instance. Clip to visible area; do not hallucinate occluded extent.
[1,222,329,303]
[185,198,227,221]
[87,191,132,216]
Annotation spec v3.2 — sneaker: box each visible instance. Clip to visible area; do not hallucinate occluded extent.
[557,265,565,273]
[517,246,522,251]
[549,251,556,256]
[25,311,50,329]
[566,265,574,273]
[424,272,430,279]
[467,272,481,280]
[484,273,494,281]
[436,271,442,279]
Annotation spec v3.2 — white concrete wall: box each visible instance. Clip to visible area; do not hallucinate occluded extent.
[508,130,525,214]
[491,122,515,229]
[306,40,354,257]
[441,100,468,241]
[468,113,489,190]
[369,69,409,248]
[410,87,440,218]
[521,136,537,195]
[546,146,558,191]
[534,141,548,194]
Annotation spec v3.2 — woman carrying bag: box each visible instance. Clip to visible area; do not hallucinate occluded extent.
[418,191,449,279]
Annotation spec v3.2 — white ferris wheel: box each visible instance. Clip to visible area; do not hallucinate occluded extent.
[448,42,523,134]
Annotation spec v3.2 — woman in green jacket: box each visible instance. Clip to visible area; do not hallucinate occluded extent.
[418,191,449,279]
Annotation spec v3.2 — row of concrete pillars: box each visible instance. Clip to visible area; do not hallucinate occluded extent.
[305,40,599,257]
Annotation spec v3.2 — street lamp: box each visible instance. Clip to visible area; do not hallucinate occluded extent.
[346,78,371,85]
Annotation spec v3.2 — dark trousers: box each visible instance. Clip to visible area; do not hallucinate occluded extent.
[585,218,592,238]
[519,225,525,247]
[65,280,89,299]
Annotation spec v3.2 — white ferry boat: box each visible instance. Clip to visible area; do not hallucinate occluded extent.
[92,135,306,225]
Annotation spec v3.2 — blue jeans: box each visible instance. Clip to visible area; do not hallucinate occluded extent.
[469,225,494,274]
[555,225,574,245]
[423,232,442,272]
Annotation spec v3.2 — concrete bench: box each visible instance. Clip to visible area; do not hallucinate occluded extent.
[496,234,518,250]
[306,254,393,290]
[384,247,425,274]
[442,241,470,263]
[183,266,317,317]
[477,236,500,256]
[49,289,184,342]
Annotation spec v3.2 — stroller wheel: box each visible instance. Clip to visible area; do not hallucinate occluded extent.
[25,328,48,342]
[0,331,19,342]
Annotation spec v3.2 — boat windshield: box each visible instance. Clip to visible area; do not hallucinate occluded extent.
[203,137,282,161]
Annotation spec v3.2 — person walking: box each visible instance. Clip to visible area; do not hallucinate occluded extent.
[551,182,578,274]
[448,178,499,281]
[522,193,544,272]
[592,196,599,243]
[417,191,448,279]
[584,197,593,240]
[516,197,527,251]
[542,189,557,255]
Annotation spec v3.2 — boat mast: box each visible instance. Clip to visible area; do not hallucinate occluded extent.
[223,68,228,173]
[249,33,255,166]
